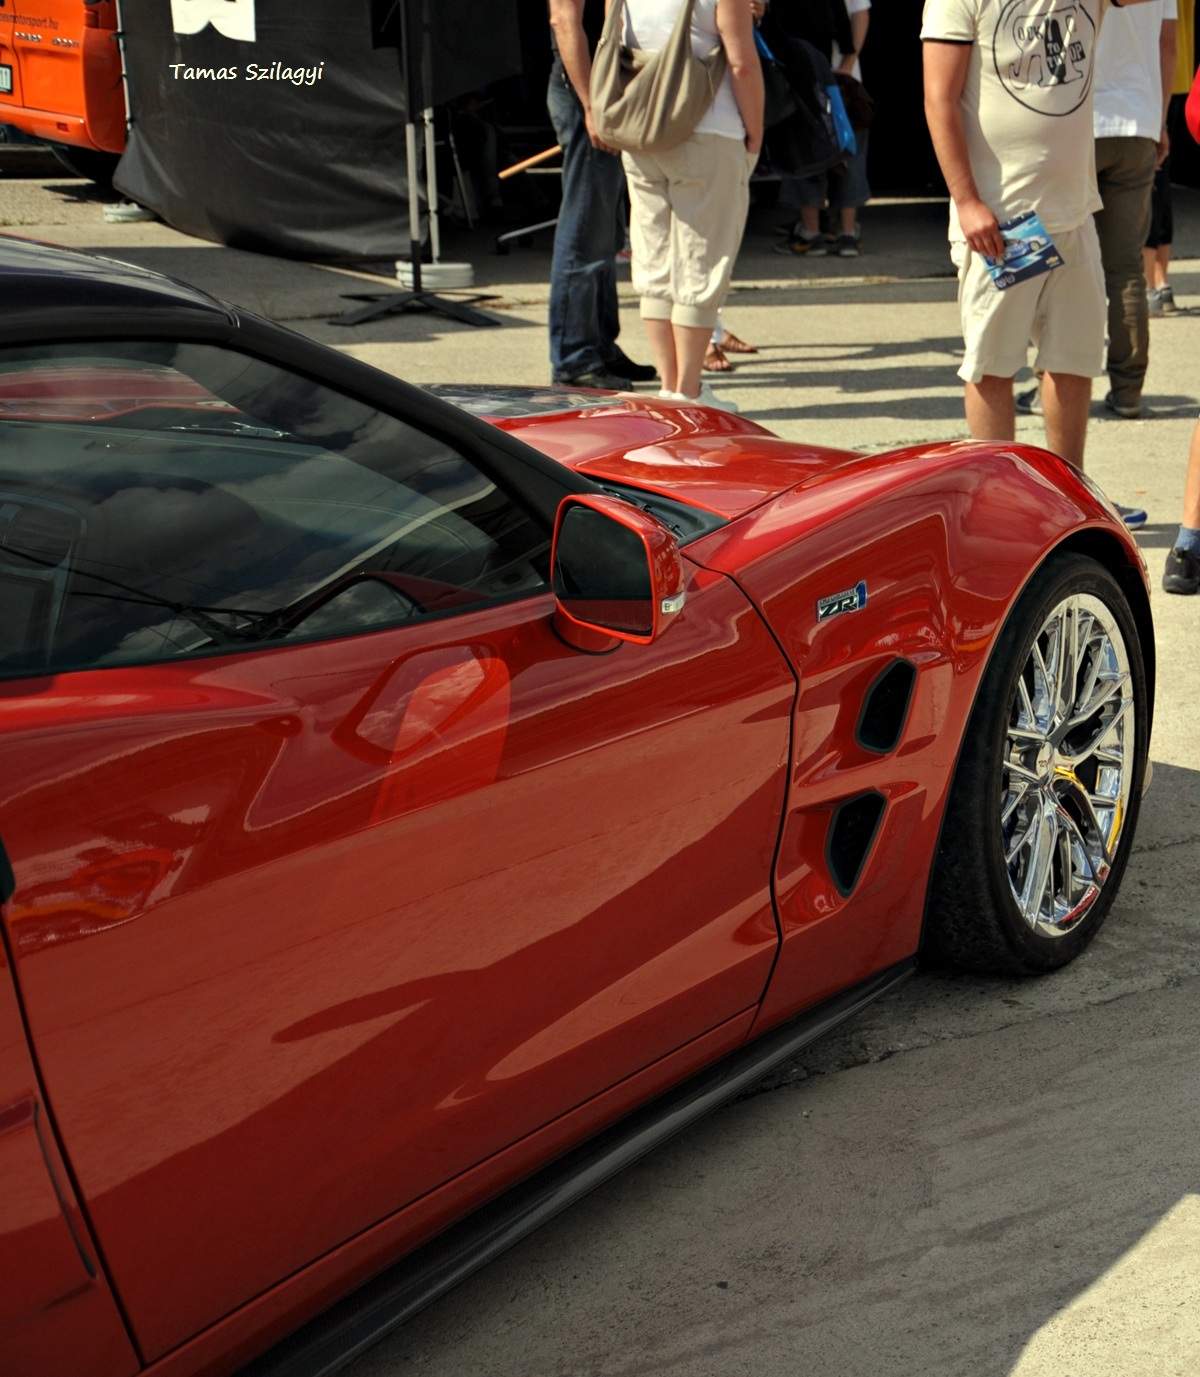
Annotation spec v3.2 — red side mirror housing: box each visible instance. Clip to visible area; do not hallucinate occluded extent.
[550,494,686,653]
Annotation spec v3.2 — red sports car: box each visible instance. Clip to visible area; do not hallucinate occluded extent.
[0,236,1151,1377]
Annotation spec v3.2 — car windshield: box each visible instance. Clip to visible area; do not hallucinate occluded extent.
[0,343,551,679]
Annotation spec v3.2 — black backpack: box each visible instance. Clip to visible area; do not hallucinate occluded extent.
[759,23,844,180]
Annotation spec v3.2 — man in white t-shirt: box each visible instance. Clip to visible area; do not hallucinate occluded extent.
[922,0,1155,480]
[1092,0,1177,418]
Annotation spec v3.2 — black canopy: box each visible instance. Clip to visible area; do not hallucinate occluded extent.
[115,0,522,259]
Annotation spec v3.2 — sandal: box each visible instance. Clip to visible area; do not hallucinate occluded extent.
[704,343,734,372]
[720,331,757,355]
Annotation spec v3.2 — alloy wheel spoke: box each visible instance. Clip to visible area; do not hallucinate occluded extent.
[1054,797,1104,882]
[1061,696,1132,766]
[1061,600,1080,723]
[1058,782,1114,867]
[1057,815,1076,908]
[1001,781,1031,825]
[1032,637,1056,725]
[1019,801,1057,925]
[1015,676,1043,737]
[1066,670,1129,731]
[1072,624,1102,715]
[1006,794,1041,863]
[1005,757,1042,786]
[1008,724,1045,743]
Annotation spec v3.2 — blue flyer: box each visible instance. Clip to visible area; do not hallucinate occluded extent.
[984,212,1063,291]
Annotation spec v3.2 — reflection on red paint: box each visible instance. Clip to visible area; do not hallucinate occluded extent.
[8,845,183,956]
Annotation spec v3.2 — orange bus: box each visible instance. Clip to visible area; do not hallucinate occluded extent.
[0,0,126,182]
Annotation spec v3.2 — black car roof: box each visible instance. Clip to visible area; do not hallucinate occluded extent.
[0,234,235,344]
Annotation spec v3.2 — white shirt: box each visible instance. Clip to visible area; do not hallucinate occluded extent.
[1093,0,1176,140]
[921,0,1112,237]
[832,0,872,84]
[622,0,745,140]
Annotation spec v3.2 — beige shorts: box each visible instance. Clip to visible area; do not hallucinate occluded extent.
[623,134,757,330]
[952,218,1106,383]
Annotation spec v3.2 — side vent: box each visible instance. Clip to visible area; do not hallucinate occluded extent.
[826,792,886,896]
[0,833,13,905]
[856,659,917,754]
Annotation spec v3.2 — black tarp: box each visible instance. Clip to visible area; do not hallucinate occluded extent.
[115,0,522,259]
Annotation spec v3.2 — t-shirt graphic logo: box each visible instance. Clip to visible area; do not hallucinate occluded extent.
[170,0,256,42]
[993,0,1095,115]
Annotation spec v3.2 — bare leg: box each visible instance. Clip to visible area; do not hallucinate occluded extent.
[644,318,678,394]
[799,206,821,235]
[839,206,858,233]
[1183,416,1200,529]
[1142,245,1172,291]
[965,375,1016,441]
[674,323,714,399]
[1042,372,1093,471]
[1155,244,1172,289]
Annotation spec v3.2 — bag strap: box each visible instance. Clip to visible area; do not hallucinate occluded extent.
[665,0,701,51]
[599,0,628,47]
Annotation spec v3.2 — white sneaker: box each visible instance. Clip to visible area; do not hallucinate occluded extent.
[672,382,740,414]
[103,201,156,223]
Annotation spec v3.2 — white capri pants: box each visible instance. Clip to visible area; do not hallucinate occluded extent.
[623,133,756,331]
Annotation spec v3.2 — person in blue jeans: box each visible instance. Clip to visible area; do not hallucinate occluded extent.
[547,0,657,388]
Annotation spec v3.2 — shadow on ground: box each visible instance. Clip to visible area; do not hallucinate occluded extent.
[342,761,1200,1377]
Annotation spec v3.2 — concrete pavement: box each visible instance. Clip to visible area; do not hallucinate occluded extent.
[4,167,1200,1376]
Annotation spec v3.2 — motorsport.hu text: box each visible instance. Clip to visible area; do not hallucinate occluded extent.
[167,62,326,85]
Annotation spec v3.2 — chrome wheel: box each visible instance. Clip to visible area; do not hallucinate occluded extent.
[1001,594,1135,939]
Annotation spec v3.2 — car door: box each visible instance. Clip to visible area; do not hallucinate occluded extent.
[0,341,794,1359]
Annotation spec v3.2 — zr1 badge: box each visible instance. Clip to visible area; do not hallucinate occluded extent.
[817,581,867,621]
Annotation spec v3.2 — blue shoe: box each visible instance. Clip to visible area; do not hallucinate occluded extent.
[1116,503,1147,529]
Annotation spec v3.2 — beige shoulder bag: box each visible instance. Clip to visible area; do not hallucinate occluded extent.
[590,0,728,155]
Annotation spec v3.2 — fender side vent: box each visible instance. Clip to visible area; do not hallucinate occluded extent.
[827,792,886,896]
[856,659,917,754]
[0,833,13,905]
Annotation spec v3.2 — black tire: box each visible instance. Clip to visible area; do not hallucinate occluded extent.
[48,144,121,187]
[924,552,1148,974]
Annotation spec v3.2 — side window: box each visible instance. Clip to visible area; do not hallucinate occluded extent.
[0,342,552,678]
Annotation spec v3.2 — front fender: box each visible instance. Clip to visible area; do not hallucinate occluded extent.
[685,440,1151,1030]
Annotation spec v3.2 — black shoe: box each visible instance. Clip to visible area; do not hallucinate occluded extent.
[606,349,658,383]
[1163,547,1200,594]
[773,230,826,255]
[563,368,627,391]
[1014,384,1042,415]
[1105,390,1142,420]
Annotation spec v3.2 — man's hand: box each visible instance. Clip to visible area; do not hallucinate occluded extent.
[1157,127,1170,168]
[750,0,766,19]
[585,107,618,154]
[838,54,857,75]
[957,197,1005,258]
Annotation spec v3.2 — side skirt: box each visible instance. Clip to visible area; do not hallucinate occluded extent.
[237,957,916,1377]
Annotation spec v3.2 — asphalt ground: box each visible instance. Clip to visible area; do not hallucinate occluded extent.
[3,168,1200,1375]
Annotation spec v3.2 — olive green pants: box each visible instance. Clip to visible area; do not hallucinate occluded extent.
[1094,136,1158,408]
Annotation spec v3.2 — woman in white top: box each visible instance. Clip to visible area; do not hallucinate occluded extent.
[618,0,764,410]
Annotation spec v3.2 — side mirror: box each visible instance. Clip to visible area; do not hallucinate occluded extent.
[551,494,686,653]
